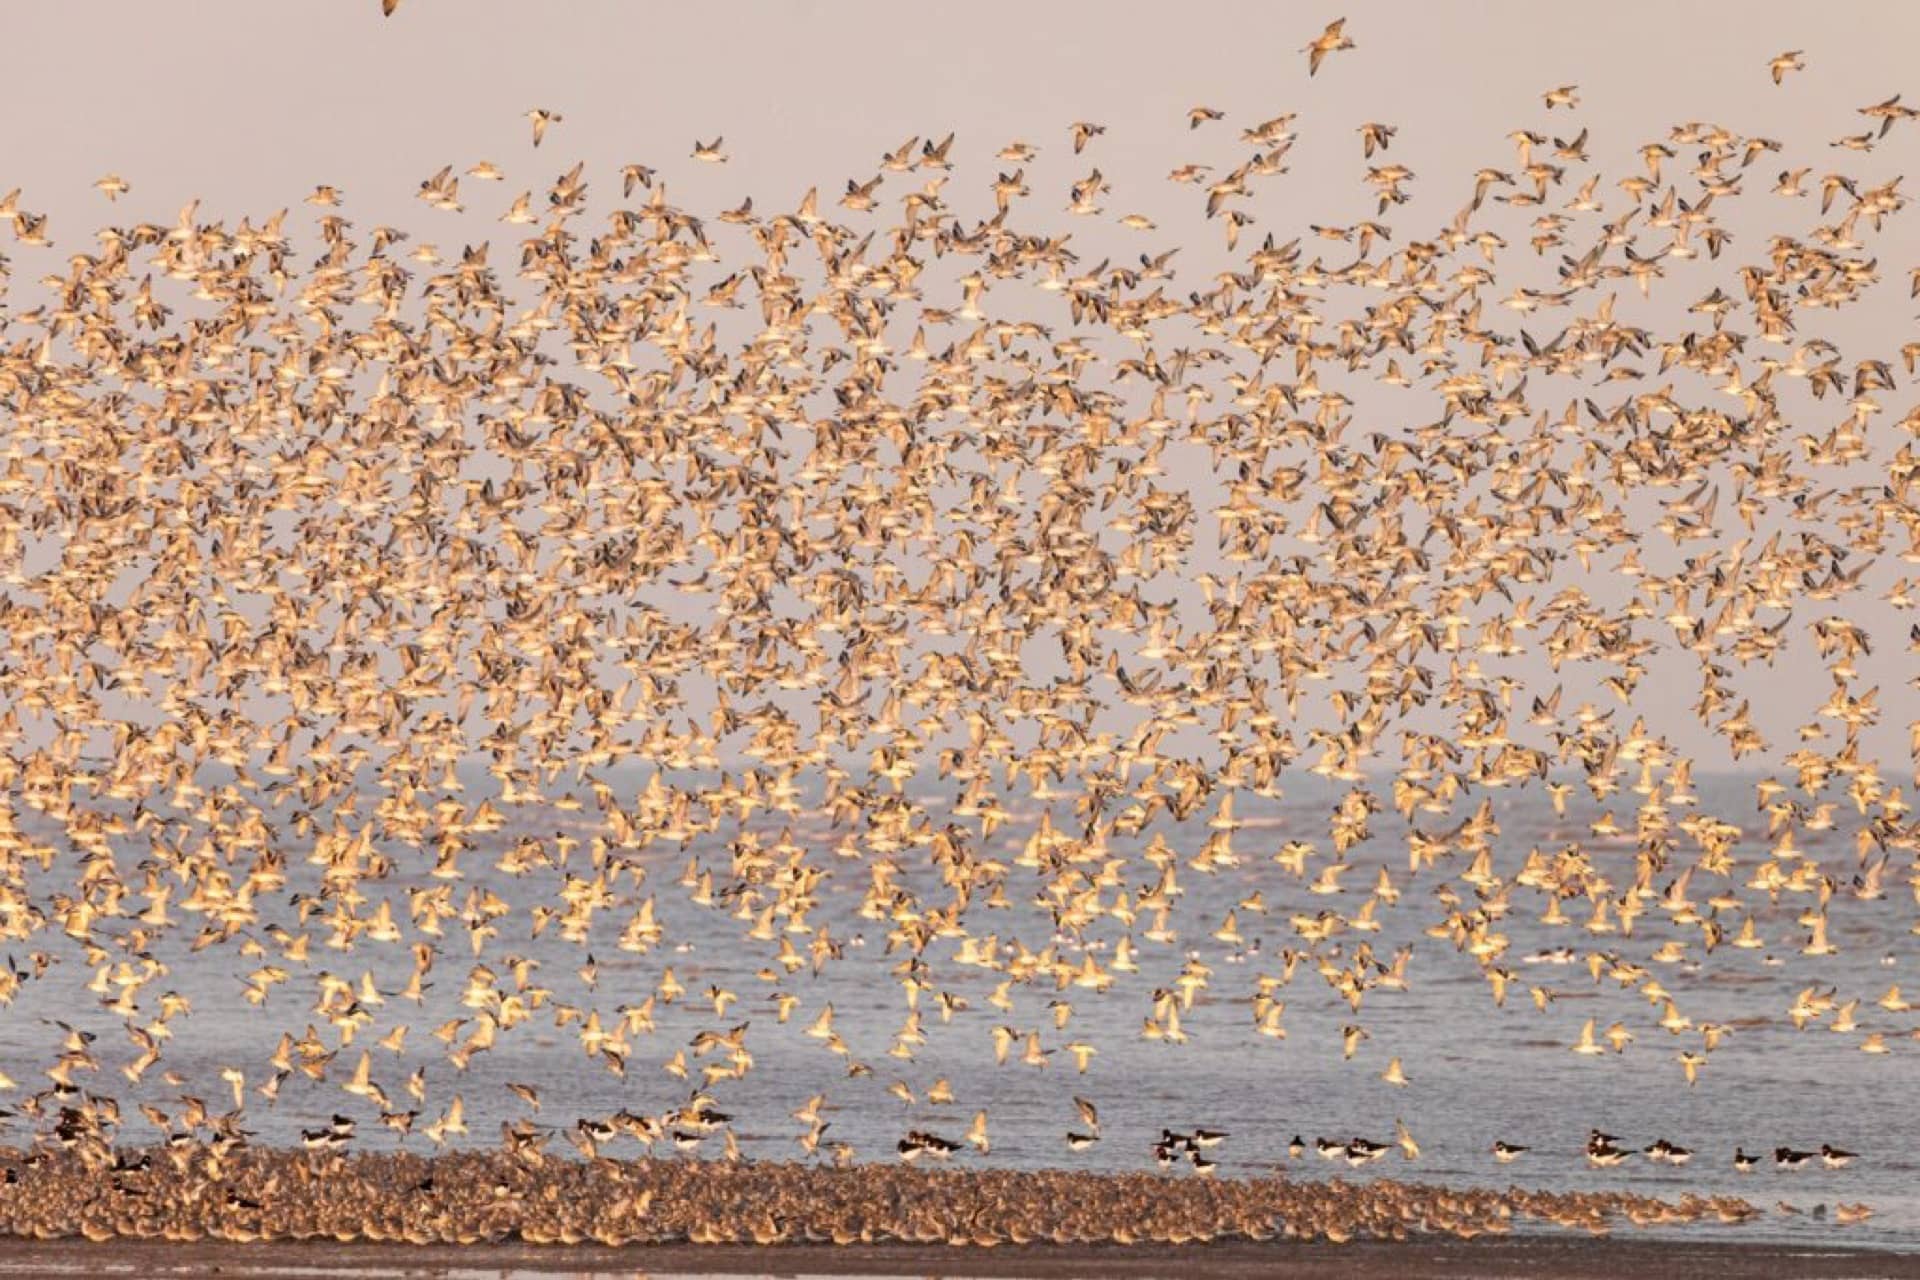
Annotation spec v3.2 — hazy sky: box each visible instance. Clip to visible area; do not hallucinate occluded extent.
[5,0,1919,771]
[3,2,1915,228]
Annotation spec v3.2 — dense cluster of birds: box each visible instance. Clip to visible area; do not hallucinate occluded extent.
[0,1147,1771,1246]
[0,11,1916,1247]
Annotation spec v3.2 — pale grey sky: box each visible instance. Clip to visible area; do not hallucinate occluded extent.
[2,2,1914,232]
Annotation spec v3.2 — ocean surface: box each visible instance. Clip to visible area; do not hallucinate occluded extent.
[1,771,1910,1250]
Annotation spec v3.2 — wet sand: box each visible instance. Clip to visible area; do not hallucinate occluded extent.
[0,1237,1914,1280]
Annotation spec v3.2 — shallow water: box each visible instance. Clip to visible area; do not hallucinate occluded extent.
[0,772,1909,1250]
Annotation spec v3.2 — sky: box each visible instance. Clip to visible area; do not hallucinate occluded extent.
[3,0,1918,772]
[1,2,1913,231]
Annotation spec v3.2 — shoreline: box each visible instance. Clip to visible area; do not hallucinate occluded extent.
[0,1236,1913,1280]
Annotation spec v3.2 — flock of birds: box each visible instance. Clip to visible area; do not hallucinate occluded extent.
[0,10,1916,1250]
[0,1150,1774,1248]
